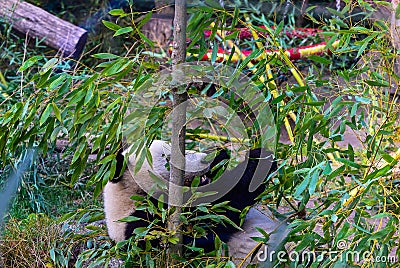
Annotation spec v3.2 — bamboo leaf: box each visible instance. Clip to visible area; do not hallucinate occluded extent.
[308,55,332,65]
[40,58,58,75]
[102,20,121,31]
[18,56,42,72]
[114,26,133,36]
[309,171,319,195]
[40,104,53,126]
[294,175,310,199]
[52,102,62,122]
[92,53,120,59]
[109,9,125,16]
[211,40,218,64]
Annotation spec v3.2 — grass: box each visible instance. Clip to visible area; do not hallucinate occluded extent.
[1,153,105,267]
[7,153,102,220]
[0,214,61,268]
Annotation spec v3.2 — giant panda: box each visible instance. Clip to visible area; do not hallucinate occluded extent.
[103,139,279,253]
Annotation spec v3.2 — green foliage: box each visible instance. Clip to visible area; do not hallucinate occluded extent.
[1,0,400,267]
[7,153,101,220]
[187,1,400,267]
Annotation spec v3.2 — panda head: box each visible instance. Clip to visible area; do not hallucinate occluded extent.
[123,140,212,196]
[146,140,211,181]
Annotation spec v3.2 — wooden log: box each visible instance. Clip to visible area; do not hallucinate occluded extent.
[0,0,87,58]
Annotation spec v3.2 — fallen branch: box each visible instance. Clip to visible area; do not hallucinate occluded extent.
[0,0,87,58]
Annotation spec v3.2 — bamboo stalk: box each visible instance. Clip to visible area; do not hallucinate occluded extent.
[211,23,296,145]
[187,132,249,143]
[343,148,400,207]
[241,18,339,163]
[243,17,296,145]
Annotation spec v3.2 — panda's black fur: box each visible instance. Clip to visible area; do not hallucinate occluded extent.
[103,140,276,252]
[187,147,277,250]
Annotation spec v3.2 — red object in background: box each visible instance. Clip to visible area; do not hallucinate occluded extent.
[203,26,322,40]
[199,42,334,62]
[173,25,335,62]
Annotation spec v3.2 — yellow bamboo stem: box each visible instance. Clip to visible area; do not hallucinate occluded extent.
[186,132,250,143]
[342,148,400,207]
[186,40,340,64]
[0,71,8,87]
[211,22,295,144]
[246,21,296,145]
[0,71,9,98]
[242,19,339,163]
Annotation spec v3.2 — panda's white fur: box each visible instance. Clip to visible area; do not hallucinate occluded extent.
[103,172,140,242]
[103,140,210,242]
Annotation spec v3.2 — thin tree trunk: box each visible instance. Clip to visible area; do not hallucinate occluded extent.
[168,0,187,262]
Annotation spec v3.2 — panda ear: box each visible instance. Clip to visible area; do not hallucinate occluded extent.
[247,149,275,192]
[112,147,127,182]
